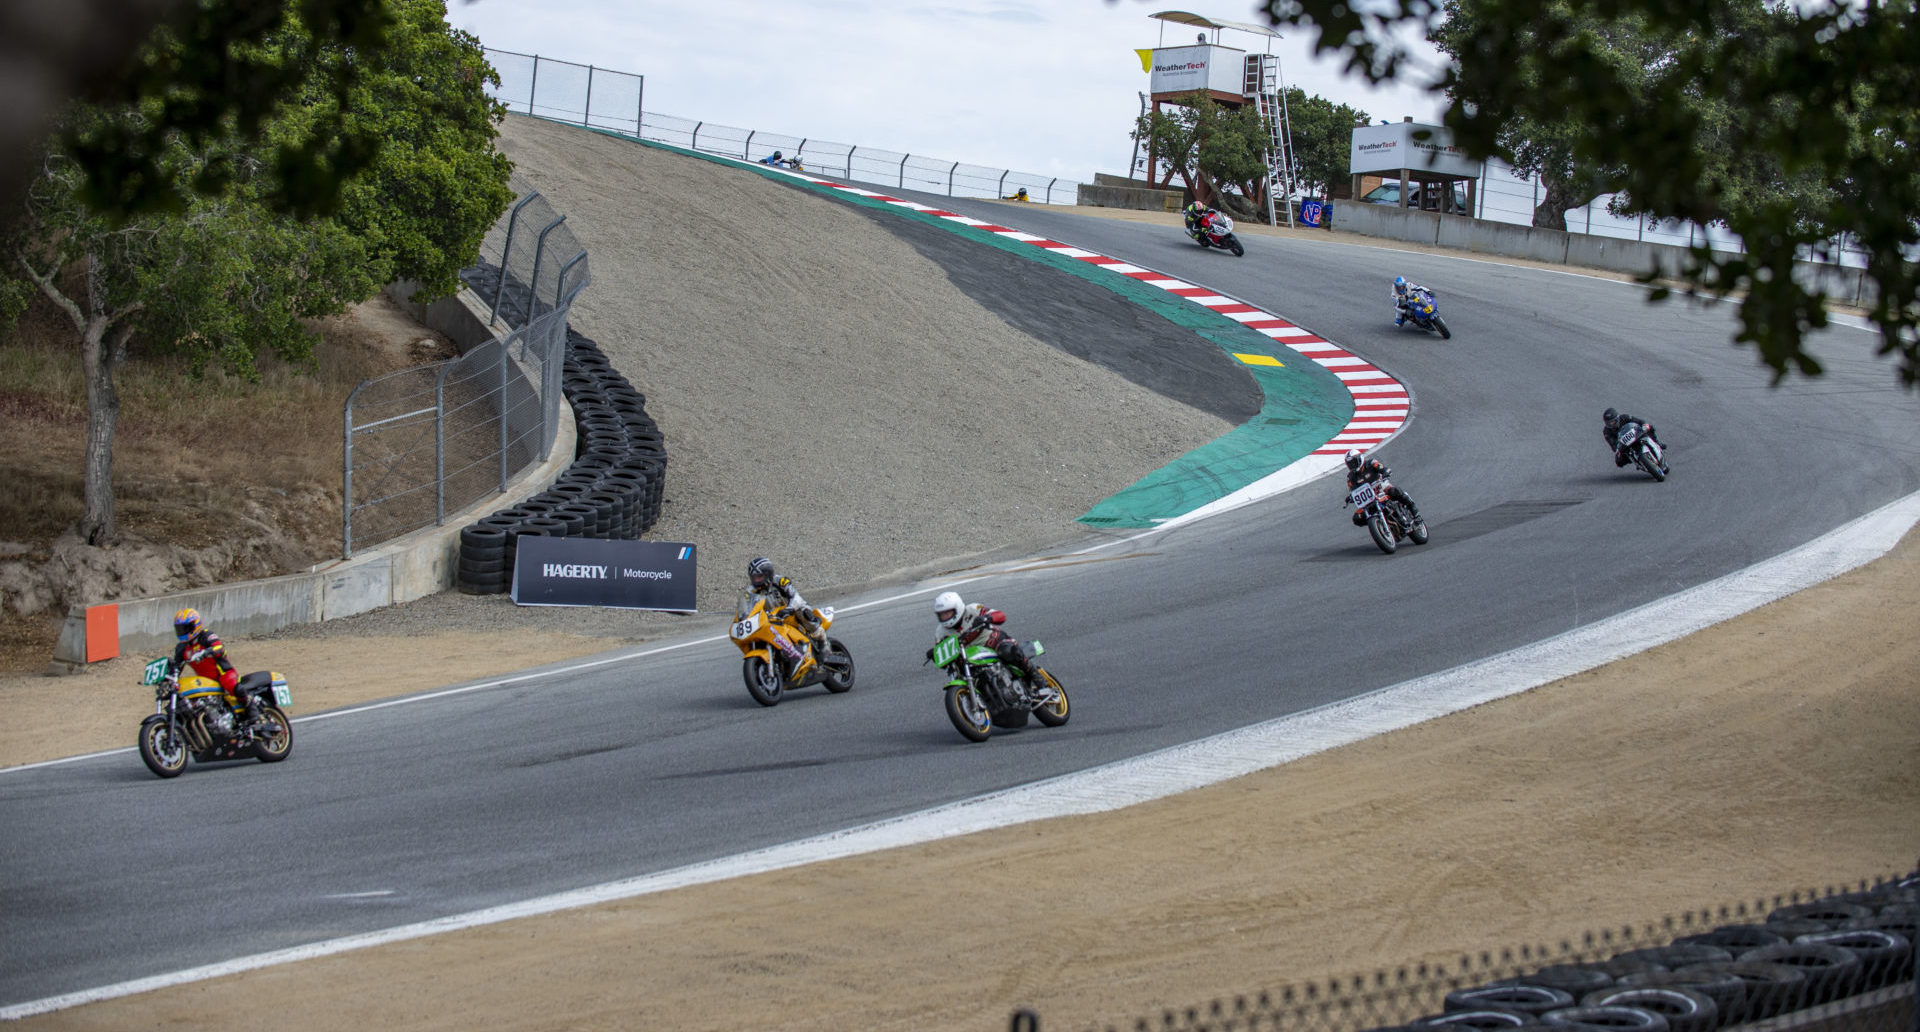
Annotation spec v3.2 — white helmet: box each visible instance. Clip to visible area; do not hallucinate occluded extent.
[933,590,964,629]
[1344,449,1363,472]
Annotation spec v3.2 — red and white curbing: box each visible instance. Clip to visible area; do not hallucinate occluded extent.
[746,161,1410,524]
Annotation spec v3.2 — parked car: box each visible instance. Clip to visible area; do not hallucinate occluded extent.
[1360,182,1468,216]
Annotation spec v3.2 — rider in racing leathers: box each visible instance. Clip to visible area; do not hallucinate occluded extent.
[927,590,1053,700]
[747,556,829,655]
[1344,450,1424,526]
[170,607,246,714]
[1184,201,1221,242]
[1391,276,1433,326]
[1602,407,1666,468]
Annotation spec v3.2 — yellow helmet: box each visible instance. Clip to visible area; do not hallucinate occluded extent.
[173,608,203,641]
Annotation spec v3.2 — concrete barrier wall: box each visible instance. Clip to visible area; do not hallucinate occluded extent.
[1076,183,1184,213]
[1337,205,1877,308]
[52,286,579,672]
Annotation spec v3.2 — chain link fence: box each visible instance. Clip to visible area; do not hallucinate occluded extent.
[1017,869,1918,1032]
[342,174,588,558]
[483,48,1081,204]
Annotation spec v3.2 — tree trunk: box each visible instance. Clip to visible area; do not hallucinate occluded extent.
[79,251,120,546]
[1531,172,1599,231]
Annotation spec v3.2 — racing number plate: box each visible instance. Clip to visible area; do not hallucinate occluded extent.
[730,614,760,641]
[1617,425,1639,446]
[271,684,292,707]
[1350,482,1377,508]
[930,635,961,667]
[141,657,170,686]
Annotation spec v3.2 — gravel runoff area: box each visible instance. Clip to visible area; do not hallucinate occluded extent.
[4,116,1914,1030]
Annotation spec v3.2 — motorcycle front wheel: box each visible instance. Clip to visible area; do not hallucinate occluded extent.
[1432,316,1452,340]
[252,706,293,763]
[1226,234,1245,257]
[1409,520,1430,545]
[945,686,992,742]
[1638,446,1667,482]
[1031,670,1070,727]
[820,639,855,693]
[138,716,188,778]
[1368,515,1398,554]
[744,657,783,707]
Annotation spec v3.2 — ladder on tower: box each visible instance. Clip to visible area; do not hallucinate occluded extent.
[1244,53,1296,227]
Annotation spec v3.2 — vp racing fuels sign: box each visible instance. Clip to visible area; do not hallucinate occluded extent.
[511,535,698,611]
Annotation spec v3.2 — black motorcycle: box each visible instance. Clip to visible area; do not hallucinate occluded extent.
[137,657,294,778]
[1347,478,1429,555]
[1614,420,1669,482]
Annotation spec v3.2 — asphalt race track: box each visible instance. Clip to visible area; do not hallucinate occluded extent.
[4,181,1917,1009]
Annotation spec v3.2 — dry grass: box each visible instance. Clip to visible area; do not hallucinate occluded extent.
[0,291,453,668]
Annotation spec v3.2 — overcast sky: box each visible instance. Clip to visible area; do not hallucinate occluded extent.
[446,0,1452,184]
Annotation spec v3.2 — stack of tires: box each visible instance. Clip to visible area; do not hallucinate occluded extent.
[455,328,668,595]
[1368,873,1916,1032]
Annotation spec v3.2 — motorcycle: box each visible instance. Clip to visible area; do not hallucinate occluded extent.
[1614,420,1669,482]
[1347,478,1429,555]
[136,657,293,778]
[1187,211,1246,257]
[928,631,1068,743]
[1398,287,1452,339]
[729,593,854,706]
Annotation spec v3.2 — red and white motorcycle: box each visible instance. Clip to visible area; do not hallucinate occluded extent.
[1187,211,1246,257]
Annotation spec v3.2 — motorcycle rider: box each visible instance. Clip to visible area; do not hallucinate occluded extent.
[1391,276,1434,326]
[1602,407,1666,469]
[1344,449,1424,527]
[1184,201,1221,242]
[747,556,830,656]
[759,150,786,168]
[927,590,1053,701]
[170,607,246,715]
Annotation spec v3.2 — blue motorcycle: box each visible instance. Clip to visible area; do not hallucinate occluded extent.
[1398,287,1452,339]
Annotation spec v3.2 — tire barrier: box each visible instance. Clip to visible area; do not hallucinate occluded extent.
[1361,874,1918,1032]
[453,326,668,594]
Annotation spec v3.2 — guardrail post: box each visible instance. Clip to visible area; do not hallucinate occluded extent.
[899,153,908,187]
[527,214,568,320]
[582,65,594,126]
[492,192,539,325]
[948,160,958,196]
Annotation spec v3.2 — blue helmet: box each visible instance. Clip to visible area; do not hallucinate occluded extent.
[1393,276,1408,293]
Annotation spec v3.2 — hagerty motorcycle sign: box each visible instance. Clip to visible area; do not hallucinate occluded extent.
[511,535,698,611]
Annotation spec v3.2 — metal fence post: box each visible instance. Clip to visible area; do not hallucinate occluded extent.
[636,75,644,138]
[899,153,908,187]
[434,362,449,525]
[343,383,359,558]
[1046,177,1058,204]
[527,214,568,319]
[1638,212,1645,242]
[498,336,511,491]
[745,129,756,159]
[1586,201,1592,235]
[691,121,703,150]
[998,170,1009,198]
[492,192,539,325]
[846,146,857,179]
[528,55,540,116]
[947,160,958,196]
[555,249,587,311]
[583,65,594,126]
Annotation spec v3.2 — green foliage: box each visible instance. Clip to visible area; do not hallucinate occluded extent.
[1134,93,1274,206]
[1282,88,1370,200]
[1259,0,1920,384]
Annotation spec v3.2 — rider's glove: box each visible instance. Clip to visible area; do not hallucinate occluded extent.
[924,646,937,664]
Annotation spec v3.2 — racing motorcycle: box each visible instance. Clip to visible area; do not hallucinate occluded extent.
[1614,420,1669,482]
[729,593,854,706]
[927,631,1069,743]
[1398,286,1452,339]
[1347,478,1429,555]
[1188,211,1246,257]
[137,656,293,778]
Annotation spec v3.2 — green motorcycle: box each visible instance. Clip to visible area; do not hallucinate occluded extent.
[927,633,1069,743]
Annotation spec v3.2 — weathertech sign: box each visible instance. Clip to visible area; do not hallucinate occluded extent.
[1148,44,1245,97]
[512,536,697,610]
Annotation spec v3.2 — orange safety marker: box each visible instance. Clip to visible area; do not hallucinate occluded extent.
[85,604,120,663]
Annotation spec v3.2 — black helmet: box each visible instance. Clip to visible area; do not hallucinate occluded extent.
[748,556,774,590]
[1344,449,1363,472]
[1602,407,1619,425]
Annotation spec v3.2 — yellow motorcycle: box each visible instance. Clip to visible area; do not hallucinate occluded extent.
[728,594,854,706]
[136,657,293,778]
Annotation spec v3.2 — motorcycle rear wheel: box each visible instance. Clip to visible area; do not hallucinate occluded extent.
[252,706,293,763]
[744,657,783,707]
[820,639,855,693]
[138,716,188,778]
[1031,670,1070,727]
[1368,515,1398,554]
[945,686,992,742]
